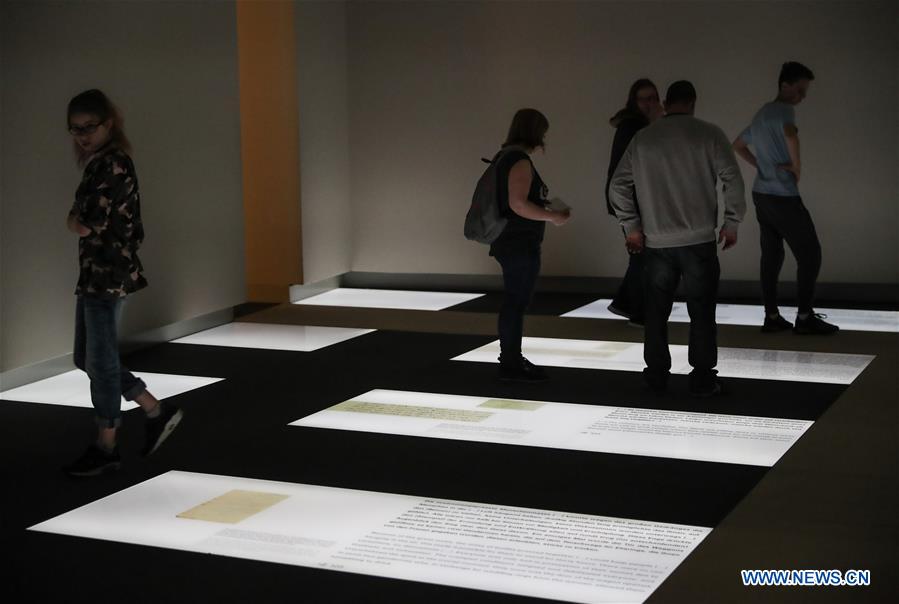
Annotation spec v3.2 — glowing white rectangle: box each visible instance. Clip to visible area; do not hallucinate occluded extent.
[172,322,375,351]
[30,471,710,604]
[294,288,483,311]
[292,390,811,466]
[0,370,223,410]
[563,299,899,333]
[452,338,873,385]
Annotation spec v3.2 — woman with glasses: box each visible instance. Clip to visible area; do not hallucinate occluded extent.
[604,78,663,327]
[64,89,182,476]
[490,108,571,382]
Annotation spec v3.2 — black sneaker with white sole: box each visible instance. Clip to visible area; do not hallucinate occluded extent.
[142,403,183,457]
[65,444,121,477]
[793,313,839,335]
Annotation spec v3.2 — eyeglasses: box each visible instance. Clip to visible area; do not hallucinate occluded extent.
[68,122,102,136]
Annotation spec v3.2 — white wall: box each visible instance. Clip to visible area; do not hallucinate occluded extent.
[296,0,352,284]
[0,0,245,372]
[345,0,899,284]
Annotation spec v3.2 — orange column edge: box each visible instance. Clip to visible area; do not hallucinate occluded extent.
[236,0,303,302]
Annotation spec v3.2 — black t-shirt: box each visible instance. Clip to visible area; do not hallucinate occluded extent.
[489,149,548,256]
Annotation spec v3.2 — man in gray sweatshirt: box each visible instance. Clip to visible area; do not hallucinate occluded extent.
[610,80,745,397]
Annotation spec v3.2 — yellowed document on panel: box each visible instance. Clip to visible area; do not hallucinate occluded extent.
[177,490,289,524]
[478,399,544,411]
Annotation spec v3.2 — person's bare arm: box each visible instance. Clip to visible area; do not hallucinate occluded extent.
[732,137,758,170]
[508,159,569,226]
[781,123,801,182]
[717,227,737,250]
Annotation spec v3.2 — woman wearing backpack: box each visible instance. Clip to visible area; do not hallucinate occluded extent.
[490,108,571,382]
[604,78,663,326]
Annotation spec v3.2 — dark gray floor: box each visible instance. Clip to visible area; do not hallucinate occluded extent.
[2,300,896,603]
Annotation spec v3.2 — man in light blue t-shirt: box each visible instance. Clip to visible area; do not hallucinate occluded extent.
[733,61,839,335]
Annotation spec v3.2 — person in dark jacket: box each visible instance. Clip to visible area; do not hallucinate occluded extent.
[491,109,571,382]
[604,78,663,326]
[63,89,183,476]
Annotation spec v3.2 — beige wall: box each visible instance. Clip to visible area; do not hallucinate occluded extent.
[345,0,898,283]
[0,0,245,372]
[296,0,352,284]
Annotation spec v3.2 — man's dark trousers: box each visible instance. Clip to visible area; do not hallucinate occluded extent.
[642,241,720,388]
[753,192,822,315]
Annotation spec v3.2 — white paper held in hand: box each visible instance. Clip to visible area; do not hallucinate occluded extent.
[547,197,570,212]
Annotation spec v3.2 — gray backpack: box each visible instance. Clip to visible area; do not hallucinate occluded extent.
[464,146,525,244]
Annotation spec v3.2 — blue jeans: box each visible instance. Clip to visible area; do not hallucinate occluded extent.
[74,296,147,428]
[642,242,720,386]
[495,249,541,363]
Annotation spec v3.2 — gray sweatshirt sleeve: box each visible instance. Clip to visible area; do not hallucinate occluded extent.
[609,143,642,234]
[713,127,746,232]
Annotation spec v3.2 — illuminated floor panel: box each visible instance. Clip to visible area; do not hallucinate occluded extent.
[563,298,899,333]
[172,322,375,351]
[0,370,223,410]
[294,288,484,311]
[453,338,873,385]
[292,389,811,466]
[30,471,710,604]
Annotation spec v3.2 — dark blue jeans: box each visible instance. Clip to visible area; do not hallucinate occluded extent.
[642,242,720,385]
[495,249,541,364]
[74,296,147,428]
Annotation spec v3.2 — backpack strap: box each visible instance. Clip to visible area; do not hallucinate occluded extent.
[484,144,528,165]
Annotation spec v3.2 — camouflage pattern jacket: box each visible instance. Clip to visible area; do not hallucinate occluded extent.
[69,146,148,298]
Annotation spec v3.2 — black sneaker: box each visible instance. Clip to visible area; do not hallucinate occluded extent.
[761,314,792,333]
[793,313,839,335]
[142,403,184,456]
[643,369,669,394]
[627,317,645,328]
[65,444,121,477]
[498,357,548,382]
